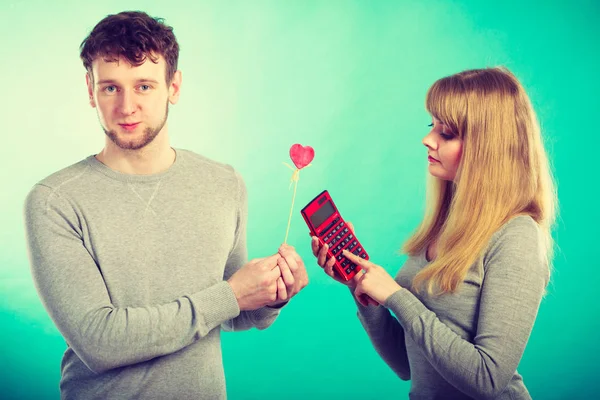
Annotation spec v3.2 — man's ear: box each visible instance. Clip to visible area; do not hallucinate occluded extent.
[168,70,182,105]
[86,72,96,108]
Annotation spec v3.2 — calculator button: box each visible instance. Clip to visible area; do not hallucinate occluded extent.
[332,248,338,255]
[341,259,349,267]
[346,267,352,274]
[360,253,367,259]
[343,227,349,234]
[357,247,363,253]
[348,242,357,251]
[336,254,343,261]
[353,249,360,256]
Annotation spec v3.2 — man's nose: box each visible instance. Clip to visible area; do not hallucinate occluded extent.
[118,90,136,115]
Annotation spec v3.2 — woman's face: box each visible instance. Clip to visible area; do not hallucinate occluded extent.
[422,116,463,181]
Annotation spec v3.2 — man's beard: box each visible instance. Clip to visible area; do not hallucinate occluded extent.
[102,102,169,151]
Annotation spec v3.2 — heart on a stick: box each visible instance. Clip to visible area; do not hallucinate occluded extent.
[289,144,314,169]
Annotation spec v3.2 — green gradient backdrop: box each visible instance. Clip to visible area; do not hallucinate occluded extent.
[1,0,598,399]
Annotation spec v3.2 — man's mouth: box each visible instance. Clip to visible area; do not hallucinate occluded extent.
[119,123,140,132]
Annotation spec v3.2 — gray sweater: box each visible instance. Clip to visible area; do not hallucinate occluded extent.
[24,149,281,399]
[357,216,547,400]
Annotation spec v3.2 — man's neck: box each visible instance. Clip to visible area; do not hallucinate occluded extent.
[95,133,176,175]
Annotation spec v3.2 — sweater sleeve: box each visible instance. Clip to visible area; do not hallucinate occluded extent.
[220,170,281,332]
[24,184,242,374]
[355,293,411,380]
[384,218,548,399]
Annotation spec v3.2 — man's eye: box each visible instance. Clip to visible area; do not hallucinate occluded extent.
[139,84,151,91]
[104,86,117,93]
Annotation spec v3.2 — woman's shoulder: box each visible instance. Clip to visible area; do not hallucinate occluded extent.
[494,214,539,239]
[482,215,547,276]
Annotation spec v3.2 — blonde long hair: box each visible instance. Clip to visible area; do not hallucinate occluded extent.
[403,67,557,295]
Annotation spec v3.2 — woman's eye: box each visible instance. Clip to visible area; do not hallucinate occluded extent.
[440,132,454,140]
[428,123,433,127]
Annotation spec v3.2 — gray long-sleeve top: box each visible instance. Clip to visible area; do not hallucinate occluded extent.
[357,216,548,399]
[24,149,281,399]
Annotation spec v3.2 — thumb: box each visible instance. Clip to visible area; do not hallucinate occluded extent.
[259,254,280,269]
[354,285,368,307]
[347,221,355,233]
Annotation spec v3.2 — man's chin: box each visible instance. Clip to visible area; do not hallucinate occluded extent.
[105,129,155,151]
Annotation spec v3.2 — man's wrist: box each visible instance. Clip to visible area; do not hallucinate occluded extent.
[266,300,288,309]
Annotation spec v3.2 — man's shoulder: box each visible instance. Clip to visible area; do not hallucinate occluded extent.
[25,156,94,211]
[178,149,243,182]
[32,157,94,191]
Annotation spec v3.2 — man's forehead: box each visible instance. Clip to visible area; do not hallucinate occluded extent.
[91,54,165,79]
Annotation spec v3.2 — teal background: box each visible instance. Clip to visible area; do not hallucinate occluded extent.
[1,0,598,398]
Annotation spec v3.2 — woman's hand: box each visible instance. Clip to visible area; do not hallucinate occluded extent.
[343,250,403,306]
[310,222,378,306]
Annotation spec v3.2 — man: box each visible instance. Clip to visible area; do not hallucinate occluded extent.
[24,11,308,399]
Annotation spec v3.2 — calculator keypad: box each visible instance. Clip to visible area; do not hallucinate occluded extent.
[320,218,368,277]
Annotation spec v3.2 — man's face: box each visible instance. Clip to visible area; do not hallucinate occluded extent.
[86,55,181,151]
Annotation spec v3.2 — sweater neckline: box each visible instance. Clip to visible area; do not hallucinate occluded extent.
[85,148,183,183]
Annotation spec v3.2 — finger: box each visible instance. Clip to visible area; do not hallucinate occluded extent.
[267,265,282,281]
[317,242,329,267]
[279,246,299,273]
[366,295,379,307]
[342,250,371,270]
[311,236,319,257]
[278,257,295,294]
[354,286,369,307]
[324,255,336,278]
[347,221,355,233]
[352,268,365,285]
[279,243,296,252]
[276,277,288,301]
[361,294,380,307]
[261,253,280,269]
[294,256,308,288]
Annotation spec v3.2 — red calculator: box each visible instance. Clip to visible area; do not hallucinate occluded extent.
[301,190,369,281]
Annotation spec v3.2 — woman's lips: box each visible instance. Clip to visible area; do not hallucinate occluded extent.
[428,155,439,163]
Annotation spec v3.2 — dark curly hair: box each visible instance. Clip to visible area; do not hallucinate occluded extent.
[80,11,179,83]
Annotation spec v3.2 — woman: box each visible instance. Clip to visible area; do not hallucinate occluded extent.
[311,67,556,399]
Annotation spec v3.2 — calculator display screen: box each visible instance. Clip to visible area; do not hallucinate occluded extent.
[310,201,335,228]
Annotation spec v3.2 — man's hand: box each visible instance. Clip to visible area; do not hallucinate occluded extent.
[268,244,309,307]
[227,254,282,311]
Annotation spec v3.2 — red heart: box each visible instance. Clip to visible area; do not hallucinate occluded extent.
[289,144,314,169]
